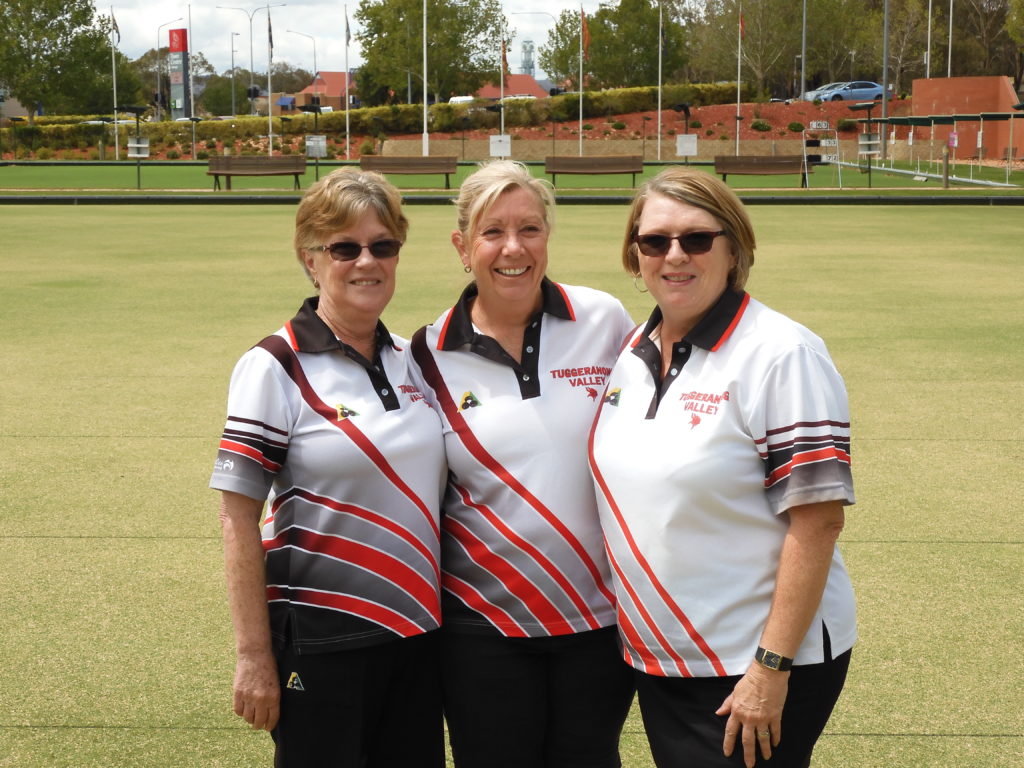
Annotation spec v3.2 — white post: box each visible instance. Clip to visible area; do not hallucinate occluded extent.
[578,5,584,157]
[947,0,953,78]
[267,5,273,156]
[656,2,662,161]
[110,6,120,159]
[735,1,742,157]
[422,0,429,156]
[345,6,351,160]
[926,0,933,78]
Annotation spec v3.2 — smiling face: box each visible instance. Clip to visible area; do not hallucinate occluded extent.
[453,185,549,316]
[302,210,399,331]
[636,193,735,340]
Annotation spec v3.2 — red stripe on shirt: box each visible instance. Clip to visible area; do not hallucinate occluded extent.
[588,402,726,676]
[442,573,531,637]
[710,291,750,352]
[444,512,574,635]
[268,585,429,636]
[219,438,282,472]
[258,334,440,541]
[764,446,851,487]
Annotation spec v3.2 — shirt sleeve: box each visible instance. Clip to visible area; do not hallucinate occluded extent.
[209,345,294,501]
[749,342,854,515]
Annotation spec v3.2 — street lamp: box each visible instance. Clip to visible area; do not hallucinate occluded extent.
[230,32,240,116]
[287,30,318,102]
[157,17,183,122]
[217,4,286,115]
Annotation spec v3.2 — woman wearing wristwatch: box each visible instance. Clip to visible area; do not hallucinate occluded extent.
[589,168,856,768]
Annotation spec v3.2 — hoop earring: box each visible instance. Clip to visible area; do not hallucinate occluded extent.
[632,274,648,293]
[312,277,320,290]
[463,265,472,274]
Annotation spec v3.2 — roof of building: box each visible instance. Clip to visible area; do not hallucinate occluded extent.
[299,71,355,96]
[475,74,549,100]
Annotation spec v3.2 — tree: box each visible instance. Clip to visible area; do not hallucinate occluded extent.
[356,0,508,106]
[271,62,315,94]
[0,0,115,120]
[537,10,583,89]
[586,0,690,89]
[199,72,250,116]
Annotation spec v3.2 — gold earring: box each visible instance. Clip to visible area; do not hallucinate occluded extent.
[632,274,648,293]
[463,265,472,274]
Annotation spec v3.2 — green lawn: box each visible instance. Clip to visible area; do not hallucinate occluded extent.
[0,203,1021,767]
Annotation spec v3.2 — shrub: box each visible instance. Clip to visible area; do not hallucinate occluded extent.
[88,149,100,160]
[690,120,702,129]
[197,150,209,160]
[359,138,375,155]
[666,129,676,136]
[36,147,55,159]
[582,123,593,130]
[61,149,77,160]
[751,120,771,132]
[706,129,714,136]
[611,121,626,130]
[281,144,292,155]
[166,149,181,159]
[205,139,217,149]
[788,121,805,133]
[837,118,857,133]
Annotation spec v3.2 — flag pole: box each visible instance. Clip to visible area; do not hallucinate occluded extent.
[110,6,120,160]
[344,6,351,160]
[657,1,663,161]
[578,5,584,156]
[735,1,742,156]
[267,5,274,157]
[500,39,506,136]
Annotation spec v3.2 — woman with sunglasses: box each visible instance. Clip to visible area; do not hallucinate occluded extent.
[589,167,856,768]
[409,160,636,768]
[211,168,446,767]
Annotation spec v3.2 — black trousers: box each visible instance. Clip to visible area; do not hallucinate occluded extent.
[635,649,852,768]
[271,630,443,768]
[441,626,636,768]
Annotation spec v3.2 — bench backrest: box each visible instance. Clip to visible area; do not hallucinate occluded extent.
[714,155,804,172]
[360,156,458,172]
[544,155,643,173]
[208,155,306,172]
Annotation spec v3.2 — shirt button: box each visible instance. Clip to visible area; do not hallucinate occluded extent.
[381,388,389,396]
[525,345,534,354]
[669,368,678,376]
[522,374,530,381]
[531,322,538,328]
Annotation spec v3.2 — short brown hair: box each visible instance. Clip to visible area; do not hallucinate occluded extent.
[293,167,408,283]
[621,168,756,291]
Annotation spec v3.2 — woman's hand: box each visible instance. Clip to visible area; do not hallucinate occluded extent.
[233,648,280,731]
[715,663,789,768]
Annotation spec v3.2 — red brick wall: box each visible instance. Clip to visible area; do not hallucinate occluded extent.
[911,77,1022,161]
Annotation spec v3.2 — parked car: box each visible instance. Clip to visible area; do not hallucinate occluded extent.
[449,95,474,104]
[803,81,893,102]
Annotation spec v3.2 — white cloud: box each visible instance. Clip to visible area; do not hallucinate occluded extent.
[106,0,590,82]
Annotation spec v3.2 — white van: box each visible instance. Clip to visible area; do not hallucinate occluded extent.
[449,96,474,104]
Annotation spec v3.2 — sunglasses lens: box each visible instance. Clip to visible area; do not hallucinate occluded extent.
[681,233,715,254]
[368,240,401,259]
[327,242,362,261]
[636,235,671,256]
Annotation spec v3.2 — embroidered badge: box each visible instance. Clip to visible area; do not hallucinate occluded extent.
[460,391,481,410]
[603,388,621,406]
[286,672,305,691]
[335,403,359,419]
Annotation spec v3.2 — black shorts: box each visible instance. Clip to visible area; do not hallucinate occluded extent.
[272,630,443,768]
[441,625,636,768]
[635,649,852,768]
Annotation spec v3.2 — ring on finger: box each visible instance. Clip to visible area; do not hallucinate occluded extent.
[758,730,770,739]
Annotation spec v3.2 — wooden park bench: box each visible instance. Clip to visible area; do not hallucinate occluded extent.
[359,156,459,189]
[1000,147,1019,163]
[544,155,643,187]
[714,155,808,187]
[207,155,307,190]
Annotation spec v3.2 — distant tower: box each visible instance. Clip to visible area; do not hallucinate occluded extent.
[521,40,535,77]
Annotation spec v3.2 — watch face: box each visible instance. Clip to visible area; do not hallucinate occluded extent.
[763,652,781,668]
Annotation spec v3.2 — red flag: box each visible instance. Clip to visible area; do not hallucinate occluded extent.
[501,40,510,83]
[581,8,591,61]
[739,13,745,39]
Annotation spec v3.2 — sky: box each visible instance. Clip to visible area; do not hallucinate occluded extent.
[106,0,587,83]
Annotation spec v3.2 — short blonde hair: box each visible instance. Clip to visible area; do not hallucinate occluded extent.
[453,160,555,239]
[293,167,408,283]
[621,168,756,291]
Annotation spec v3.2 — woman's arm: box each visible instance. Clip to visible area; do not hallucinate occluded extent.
[716,500,846,768]
[219,490,280,732]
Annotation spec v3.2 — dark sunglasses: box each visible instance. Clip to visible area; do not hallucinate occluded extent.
[634,230,727,257]
[313,239,402,262]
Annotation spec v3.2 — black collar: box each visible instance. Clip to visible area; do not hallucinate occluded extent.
[638,289,748,351]
[288,296,397,356]
[436,277,575,351]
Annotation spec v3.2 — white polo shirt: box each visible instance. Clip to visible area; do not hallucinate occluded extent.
[210,298,446,653]
[410,279,635,637]
[589,289,856,677]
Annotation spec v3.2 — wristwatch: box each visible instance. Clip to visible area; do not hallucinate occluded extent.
[755,646,793,671]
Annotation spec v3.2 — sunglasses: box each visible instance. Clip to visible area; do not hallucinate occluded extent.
[313,239,402,262]
[634,230,727,257]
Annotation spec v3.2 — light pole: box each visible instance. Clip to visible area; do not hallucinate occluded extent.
[947,0,954,78]
[218,4,286,115]
[287,29,317,102]
[230,32,240,116]
[157,17,183,121]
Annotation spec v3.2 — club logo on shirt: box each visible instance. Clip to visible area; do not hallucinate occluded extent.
[603,388,621,406]
[586,387,598,400]
[549,365,612,389]
[398,384,426,403]
[214,457,235,472]
[286,672,305,691]
[460,391,481,410]
[690,413,701,429]
[335,403,360,419]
